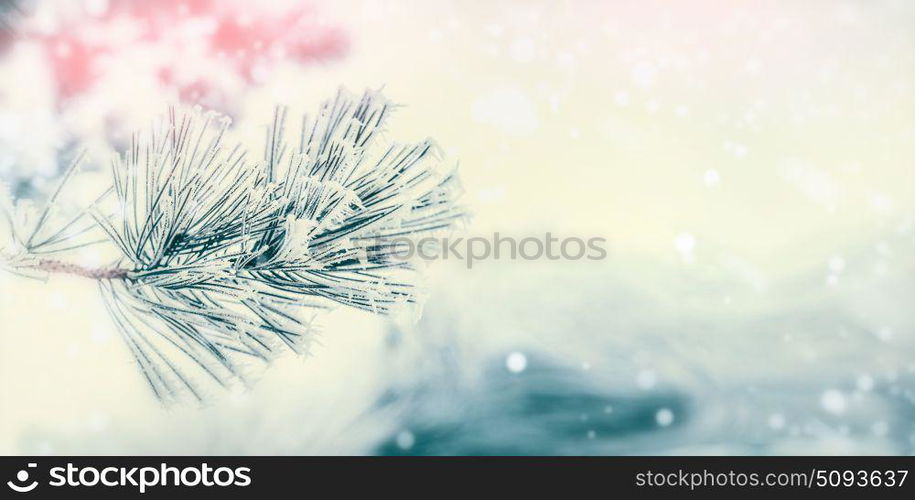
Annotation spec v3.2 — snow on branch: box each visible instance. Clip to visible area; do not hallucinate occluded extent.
[0,88,465,404]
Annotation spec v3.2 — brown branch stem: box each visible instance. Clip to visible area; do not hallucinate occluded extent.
[26,259,130,280]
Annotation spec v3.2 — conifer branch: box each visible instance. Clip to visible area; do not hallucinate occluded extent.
[0,88,465,404]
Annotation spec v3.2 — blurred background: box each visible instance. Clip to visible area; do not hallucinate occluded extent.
[1,0,914,455]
